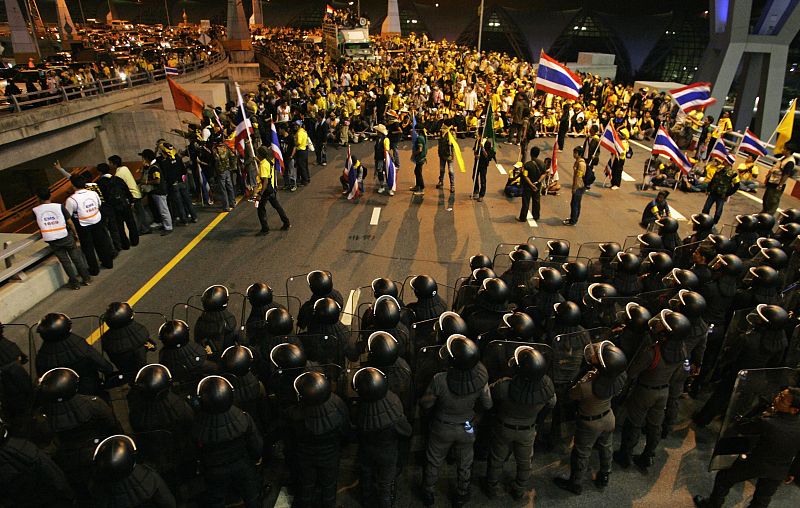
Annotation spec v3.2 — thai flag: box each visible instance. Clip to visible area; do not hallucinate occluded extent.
[599,123,625,157]
[270,121,284,173]
[653,127,693,174]
[739,128,768,157]
[234,118,253,157]
[411,113,418,146]
[535,51,582,100]
[164,66,179,76]
[710,138,736,165]
[551,141,558,176]
[346,146,361,200]
[669,82,716,113]
[386,150,397,192]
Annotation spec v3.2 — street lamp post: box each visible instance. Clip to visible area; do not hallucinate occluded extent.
[477,0,484,54]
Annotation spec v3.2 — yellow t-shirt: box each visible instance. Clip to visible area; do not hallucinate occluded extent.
[295,128,308,150]
[258,158,274,182]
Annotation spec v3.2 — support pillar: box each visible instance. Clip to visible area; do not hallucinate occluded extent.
[4,0,39,63]
[381,0,401,37]
[251,0,263,27]
[224,0,260,87]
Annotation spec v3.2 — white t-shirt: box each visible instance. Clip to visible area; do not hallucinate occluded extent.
[65,189,102,226]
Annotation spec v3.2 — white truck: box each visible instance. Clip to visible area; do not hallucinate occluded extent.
[322,21,376,61]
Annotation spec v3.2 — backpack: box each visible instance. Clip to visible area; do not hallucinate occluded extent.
[438,136,453,160]
[106,178,130,210]
[583,167,596,187]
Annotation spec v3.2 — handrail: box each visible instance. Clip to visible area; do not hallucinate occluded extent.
[1,232,41,262]
[0,232,50,285]
[1,52,226,114]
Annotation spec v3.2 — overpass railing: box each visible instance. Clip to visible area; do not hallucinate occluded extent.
[1,52,226,114]
[0,232,50,284]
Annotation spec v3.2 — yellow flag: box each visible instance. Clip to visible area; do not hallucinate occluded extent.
[449,131,466,173]
[774,98,796,154]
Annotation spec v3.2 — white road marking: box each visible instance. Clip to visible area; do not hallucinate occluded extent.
[668,206,686,220]
[274,487,293,508]
[622,171,636,182]
[629,139,651,151]
[341,288,360,326]
[737,190,763,204]
[370,207,381,225]
[496,163,507,175]
[526,211,538,227]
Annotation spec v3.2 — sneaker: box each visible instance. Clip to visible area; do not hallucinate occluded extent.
[476,197,483,202]
[342,190,349,195]
[563,219,575,226]
[280,223,291,231]
[516,217,527,222]
[68,282,81,290]
[190,217,198,223]
[258,229,270,236]
[388,190,395,196]
[409,186,420,192]
[82,277,92,286]
[322,162,327,166]
[377,187,386,194]
[471,193,478,199]
[290,186,297,192]
[435,182,443,189]
[450,187,455,193]
[611,185,620,190]
[594,472,610,489]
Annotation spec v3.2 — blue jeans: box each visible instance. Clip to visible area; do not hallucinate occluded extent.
[702,193,726,224]
[570,187,586,223]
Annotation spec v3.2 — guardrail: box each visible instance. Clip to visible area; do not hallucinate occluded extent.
[1,52,226,114]
[0,232,50,284]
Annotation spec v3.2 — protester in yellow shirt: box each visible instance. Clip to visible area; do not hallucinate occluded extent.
[737,154,760,192]
[256,146,290,234]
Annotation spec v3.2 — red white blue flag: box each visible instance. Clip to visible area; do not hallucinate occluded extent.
[386,151,397,192]
[535,51,582,100]
[345,146,362,200]
[599,123,625,157]
[269,120,284,173]
[710,138,736,165]
[669,82,716,113]
[739,128,768,157]
[653,127,693,174]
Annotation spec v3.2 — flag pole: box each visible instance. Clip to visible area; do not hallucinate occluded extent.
[235,82,258,161]
[764,97,796,146]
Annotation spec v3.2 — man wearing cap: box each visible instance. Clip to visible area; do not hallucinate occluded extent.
[564,146,586,226]
[410,126,428,194]
[292,120,310,186]
[210,141,237,212]
[437,125,456,193]
[255,146,290,235]
[374,124,392,195]
[762,145,797,214]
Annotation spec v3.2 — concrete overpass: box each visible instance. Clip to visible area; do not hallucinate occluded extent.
[0,53,230,171]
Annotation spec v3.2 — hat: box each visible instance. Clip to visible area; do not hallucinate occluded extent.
[138,149,156,160]
[294,120,304,127]
[513,161,523,168]
[375,124,388,135]
[257,146,271,159]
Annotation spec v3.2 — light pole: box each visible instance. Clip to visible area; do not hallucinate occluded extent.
[477,0,484,54]
[164,0,171,27]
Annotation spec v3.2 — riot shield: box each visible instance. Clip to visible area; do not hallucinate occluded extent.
[491,253,513,277]
[784,324,800,368]
[452,282,480,314]
[576,242,608,260]
[525,236,571,262]
[549,329,595,386]
[708,308,753,381]
[718,223,736,238]
[411,317,439,350]
[309,363,346,398]
[1,322,34,378]
[483,340,553,382]
[297,333,345,366]
[413,344,447,398]
[622,235,641,256]
[709,367,800,471]
[635,288,677,314]
[493,242,535,260]
[672,239,704,269]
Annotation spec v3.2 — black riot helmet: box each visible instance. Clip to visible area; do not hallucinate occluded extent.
[735,214,759,232]
[38,367,79,403]
[471,267,497,285]
[585,341,628,376]
[220,345,254,377]
[269,342,306,370]
[509,346,547,381]
[746,304,790,330]
[373,295,401,328]
[553,301,582,327]
[439,334,480,370]
[366,331,399,366]
[93,435,137,481]
[509,248,535,271]
[201,285,229,311]
[158,320,190,348]
[703,234,736,255]
[312,297,341,325]
[691,213,714,232]
[656,216,679,234]
[104,302,134,329]
[562,261,588,282]
[266,307,294,336]
[669,290,707,318]
[537,267,564,292]
[618,302,652,332]
[469,254,493,271]
[0,418,8,444]
[662,268,700,290]
[599,242,622,260]
[246,283,273,307]
[752,247,789,270]
[637,232,663,251]
[352,367,388,402]
[133,364,172,398]
[756,212,776,235]
[645,252,673,274]
[583,283,618,307]
[514,243,539,260]
[743,265,780,288]
[196,375,234,414]
[37,313,72,342]
[547,239,570,259]
[779,208,800,225]
[293,371,331,405]
[307,270,333,297]
[436,311,469,343]
[709,253,744,276]
[775,223,800,243]
[648,309,691,340]
[371,278,399,298]
[479,277,510,304]
[615,252,641,274]
[410,274,438,298]
[500,312,536,339]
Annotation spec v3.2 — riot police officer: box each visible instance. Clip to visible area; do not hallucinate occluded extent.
[595,242,622,282]
[500,249,537,306]
[89,434,176,508]
[656,216,681,253]
[554,341,628,494]
[461,277,512,341]
[360,277,405,330]
[297,270,344,330]
[546,239,570,263]
[0,323,33,430]
[35,312,114,396]
[612,302,652,360]
[193,375,263,508]
[220,345,267,435]
[252,307,299,382]
[615,310,690,473]
[611,252,642,296]
[194,284,238,357]
[637,232,664,257]
[291,371,350,508]
[301,297,348,364]
[736,265,781,307]
[244,282,284,345]
[352,367,413,508]
[755,211,776,237]
[581,283,618,329]
[562,260,590,304]
[640,252,674,292]
[731,214,760,258]
[420,334,492,507]
[545,301,585,343]
[353,295,410,361]
[530,267,566,328]
[453,267,497,313]
[101,302,155,380]
[407,274,448,323]
[157,320,216,397]
[485,346,555,501]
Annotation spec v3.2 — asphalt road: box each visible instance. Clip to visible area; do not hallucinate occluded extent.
[9,133,800,508]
